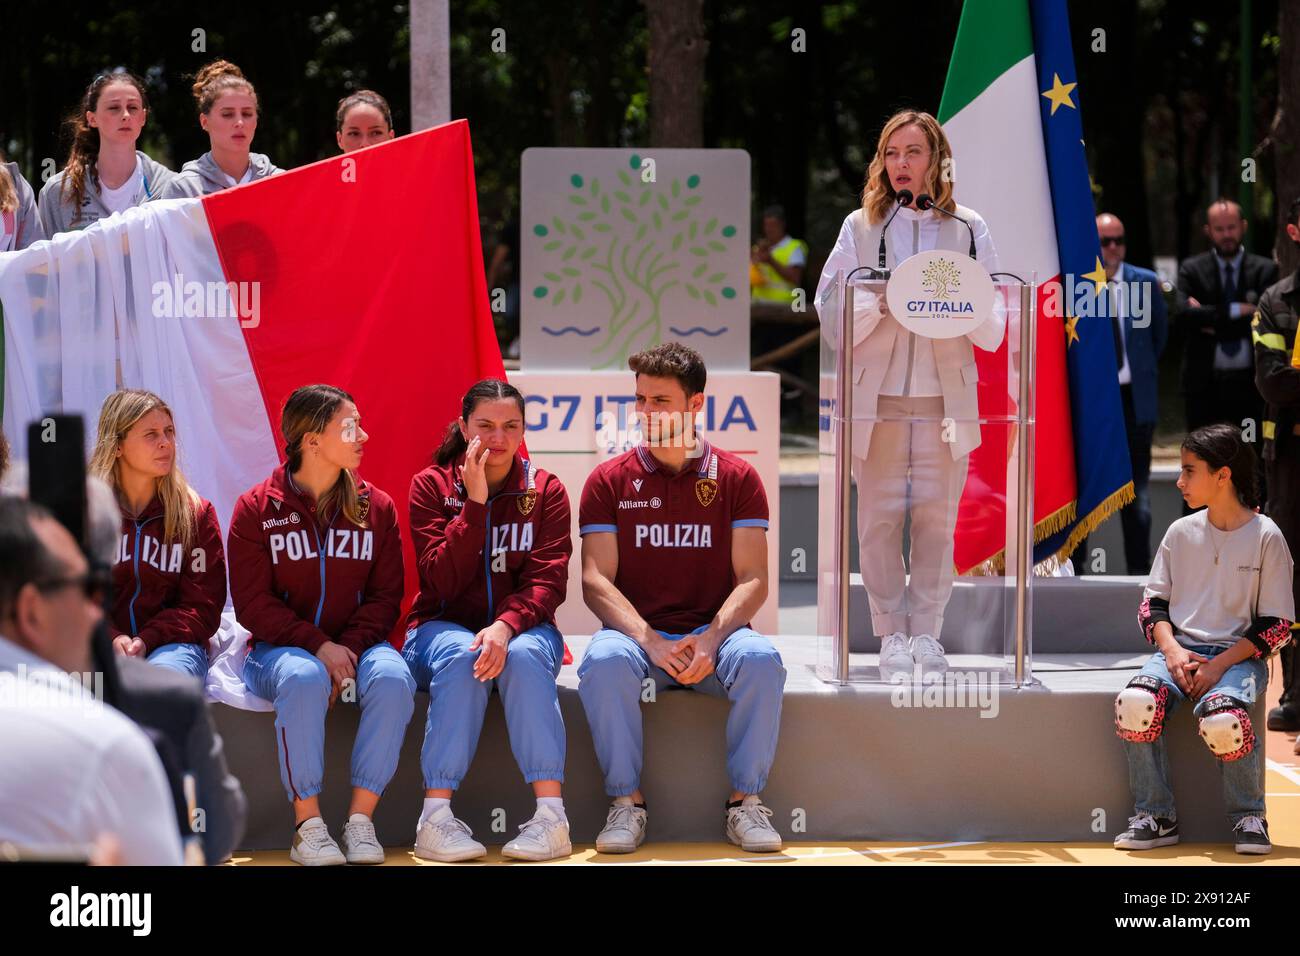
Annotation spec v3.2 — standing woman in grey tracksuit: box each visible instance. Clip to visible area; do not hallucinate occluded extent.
[0,160,44,250]
[38,71,176,237]
[161,60,283,199]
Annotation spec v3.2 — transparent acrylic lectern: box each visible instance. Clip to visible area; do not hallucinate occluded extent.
[816,271,1038,686]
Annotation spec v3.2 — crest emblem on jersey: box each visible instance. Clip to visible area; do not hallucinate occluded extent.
[357,497,370,522]
[633,478,643,493]
[518,490,537,516]
[695,478,718,507]
[271,498,281,512]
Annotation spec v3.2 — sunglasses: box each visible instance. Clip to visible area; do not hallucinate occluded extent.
[33,568,111,602]
[1100,236,1126,247]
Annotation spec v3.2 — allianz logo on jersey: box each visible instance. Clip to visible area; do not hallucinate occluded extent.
[262,512,302,530]
[269,527,374,564]
[618,496,662,510]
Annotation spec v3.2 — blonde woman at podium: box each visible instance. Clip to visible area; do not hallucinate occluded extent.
[814,109,1004,680]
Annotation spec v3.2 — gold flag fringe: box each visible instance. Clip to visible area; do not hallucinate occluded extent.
[962,481,1136,576]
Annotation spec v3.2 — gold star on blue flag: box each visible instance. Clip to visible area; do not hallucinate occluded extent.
[1041,72,1077,115]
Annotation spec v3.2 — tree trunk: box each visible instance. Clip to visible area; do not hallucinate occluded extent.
[643,0,707,147]
[1272,0,1300,273]
[545,51,580,146]
[409,0,450,130]
[1083,0,1152,265]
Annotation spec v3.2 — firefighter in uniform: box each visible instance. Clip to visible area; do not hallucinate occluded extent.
[1255,200,1300,731]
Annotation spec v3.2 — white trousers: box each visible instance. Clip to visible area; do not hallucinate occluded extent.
[851,395,968,640]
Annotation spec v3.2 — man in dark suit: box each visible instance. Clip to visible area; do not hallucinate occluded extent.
[1176,199,1278,435]
[1097,213,1167,574]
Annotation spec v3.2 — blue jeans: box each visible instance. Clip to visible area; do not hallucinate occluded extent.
[577,625,786,797]
[242,641,416,802]
[403,620,566,790]
[147,641,208,680]
[1122,645,1266,823]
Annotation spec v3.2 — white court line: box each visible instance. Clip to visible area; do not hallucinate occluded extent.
[586,840,980,865]
[1266,758,1300,787]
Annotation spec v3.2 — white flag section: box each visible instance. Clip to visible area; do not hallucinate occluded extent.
[0,197,280,538]
[942,54,1059,284]
[0,198,280,710]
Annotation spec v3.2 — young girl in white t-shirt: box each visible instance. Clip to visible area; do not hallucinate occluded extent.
[1114,424,1295,855]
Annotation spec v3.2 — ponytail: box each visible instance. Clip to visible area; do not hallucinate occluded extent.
[1182,423,1260,509]
[435,378,525,467]
[59,71,150,226]
[435,420,468,467]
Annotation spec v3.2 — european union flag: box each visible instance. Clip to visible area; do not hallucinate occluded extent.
[1030,0,1134,566]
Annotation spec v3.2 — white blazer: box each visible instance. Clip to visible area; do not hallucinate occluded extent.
[815,202,1005,460]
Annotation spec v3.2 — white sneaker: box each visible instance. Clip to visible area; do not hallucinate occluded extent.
[725,795,782,853]
[879,632,914,681]
[289,817,346,866]
[414,806,487,862]
[502,804,572,861]
[340,815,385,865]
[911,634,948,677]
[595,799,647,854]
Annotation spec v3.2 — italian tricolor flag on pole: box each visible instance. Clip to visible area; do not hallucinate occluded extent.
[941,0,1132,570]
[0,120,505,630]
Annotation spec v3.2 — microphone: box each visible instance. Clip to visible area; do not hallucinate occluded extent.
[877,189,913,272]
[915,193,977,260]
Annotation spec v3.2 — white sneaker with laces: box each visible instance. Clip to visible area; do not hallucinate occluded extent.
[289,816,346,866]
[341,815,385,864]
[414,806,487,862]
[726,795,782,852]
[879,632,914,681]
[595,799,647,854]
[911,634,948,677]
[502,804,572,861]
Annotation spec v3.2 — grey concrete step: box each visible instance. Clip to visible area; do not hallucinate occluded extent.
[218,631,1252,850]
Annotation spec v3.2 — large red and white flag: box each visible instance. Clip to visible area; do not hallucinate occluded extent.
[0,120,504,633]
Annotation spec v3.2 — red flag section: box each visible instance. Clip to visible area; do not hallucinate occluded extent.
[202,120,505,644]
[955,283,1075,572]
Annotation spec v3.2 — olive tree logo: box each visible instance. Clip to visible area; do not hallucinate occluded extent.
[922,257,961,300]
[531,153,741,368]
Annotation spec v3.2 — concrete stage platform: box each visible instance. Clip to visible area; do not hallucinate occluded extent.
[216,628,1264,850]
[845,572,1157,653]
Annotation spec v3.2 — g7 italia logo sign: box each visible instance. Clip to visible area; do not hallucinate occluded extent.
[885,250,996,339]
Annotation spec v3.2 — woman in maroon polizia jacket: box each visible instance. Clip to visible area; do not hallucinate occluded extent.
[90,388,226,681]
[228,384,415,866]
[403,378,574,863]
